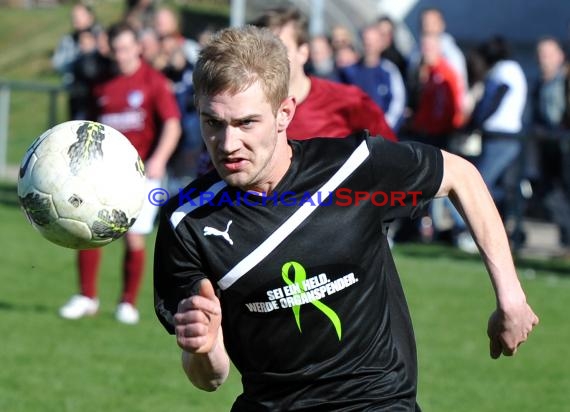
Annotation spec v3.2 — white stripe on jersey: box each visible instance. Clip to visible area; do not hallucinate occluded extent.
[218,140,370,290]
[170,180,228,228]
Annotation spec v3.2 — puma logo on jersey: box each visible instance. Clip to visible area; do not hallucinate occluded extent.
[203,220,233,245]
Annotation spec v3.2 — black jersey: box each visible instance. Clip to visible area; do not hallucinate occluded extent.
[154,131,443,411]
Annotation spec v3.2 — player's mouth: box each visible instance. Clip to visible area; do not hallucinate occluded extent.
[221,157,247,172]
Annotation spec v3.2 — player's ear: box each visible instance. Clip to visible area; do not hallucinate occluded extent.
[277,96,296,132]
[298,43,310,66]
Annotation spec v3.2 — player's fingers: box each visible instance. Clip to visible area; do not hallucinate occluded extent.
[175,321,217,353]
[175,322,208,339]
[502,343,516,357]
[176,334,208,352]
[174,308,211,326]
[500,331,524,357]
[175,321,210,352]
[490,336,502,359]
[198,278,217,300]
[178,295,220,317]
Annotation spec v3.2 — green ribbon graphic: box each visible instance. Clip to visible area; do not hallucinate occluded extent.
[281,261,342,340]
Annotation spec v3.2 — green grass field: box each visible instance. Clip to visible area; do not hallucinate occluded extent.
[1,180,569,412]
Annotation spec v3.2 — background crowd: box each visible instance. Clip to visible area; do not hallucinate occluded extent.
[52,1,570,260]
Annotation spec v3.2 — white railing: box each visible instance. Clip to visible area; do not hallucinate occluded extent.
[0,79,64,179]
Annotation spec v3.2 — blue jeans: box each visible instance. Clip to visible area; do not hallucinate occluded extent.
[445,197,467,230]
[475,133,521,205]
[429,197,467,232]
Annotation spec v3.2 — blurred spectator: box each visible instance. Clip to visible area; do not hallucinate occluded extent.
[306,34,341,81]
[401,33,469,250]
[139,27,161,66]
[154,28,191,76]
[470,36,527,218]
[463,47,489,121]
[330,24,355,52]
[124,0,155,32]
[404,33,464,148]
[533,37,568,129]
[251,6,396,141]
[59,22,181,325]
[530,36,570,247]
[334,44,360,69]
[339,23,406,132]
[446,46,488,159]
[151,7,204,183]
[197,25,216,48]
[68,28,112,121]
[408,7,468,113]
[52,3,104,120]
[376,16,407,78]
[153,6,200,65]
[158,28,201,184]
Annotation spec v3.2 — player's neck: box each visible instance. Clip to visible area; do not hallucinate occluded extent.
[364,53,380,67]
[289,73,311,105]
[120,58,142,76]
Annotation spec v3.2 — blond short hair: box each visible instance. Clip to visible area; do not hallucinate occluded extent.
[193,25,290,114]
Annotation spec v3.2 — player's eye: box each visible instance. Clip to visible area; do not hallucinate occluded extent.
[239,119,256,129]
[205,119,223,128]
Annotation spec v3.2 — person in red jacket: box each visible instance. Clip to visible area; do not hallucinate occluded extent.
[405,33,464,148]
[59,22,181,324]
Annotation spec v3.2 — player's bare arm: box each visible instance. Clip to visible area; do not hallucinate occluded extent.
[436,150,539,358]
[175,279,230,391]
[145,118,182,179]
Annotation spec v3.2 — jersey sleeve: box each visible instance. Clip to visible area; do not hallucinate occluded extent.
[367,136,443,221]
[152,71,182,123]
[349,88,398,142]
[154,205,206,334]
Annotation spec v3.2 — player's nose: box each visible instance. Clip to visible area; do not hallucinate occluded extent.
[219,126,242,154]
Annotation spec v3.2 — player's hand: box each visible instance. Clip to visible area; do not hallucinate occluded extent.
[175,279,221,354]
[144,156,166,180]
[487,300,539,359]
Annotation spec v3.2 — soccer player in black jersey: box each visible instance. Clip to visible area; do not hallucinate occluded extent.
[154,26,539,411]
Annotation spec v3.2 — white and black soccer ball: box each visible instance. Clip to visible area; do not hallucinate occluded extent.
[17,120,146,249]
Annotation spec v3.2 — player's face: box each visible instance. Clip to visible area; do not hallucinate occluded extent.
[421,35,441,65]
[421,11,445,35]
[537,40,564,77]
[110,31,142,75]
[362,26,386,56]
[198,81,295,193]
[71,5,93,31]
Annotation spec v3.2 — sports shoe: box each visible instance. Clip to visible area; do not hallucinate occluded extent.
[59,295,99,319]
[456,231,478,254]
[115,302,140,325]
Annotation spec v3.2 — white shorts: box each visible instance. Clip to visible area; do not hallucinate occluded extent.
[129,178,161,235]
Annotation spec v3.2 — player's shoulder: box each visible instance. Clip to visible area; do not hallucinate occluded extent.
[379,58,400,74]
[292,132,415,182]
[293,129,387,159]
[309,76,367,101]
[139,60,161,75]
[367,136,443,175]
[139,61,170,85]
